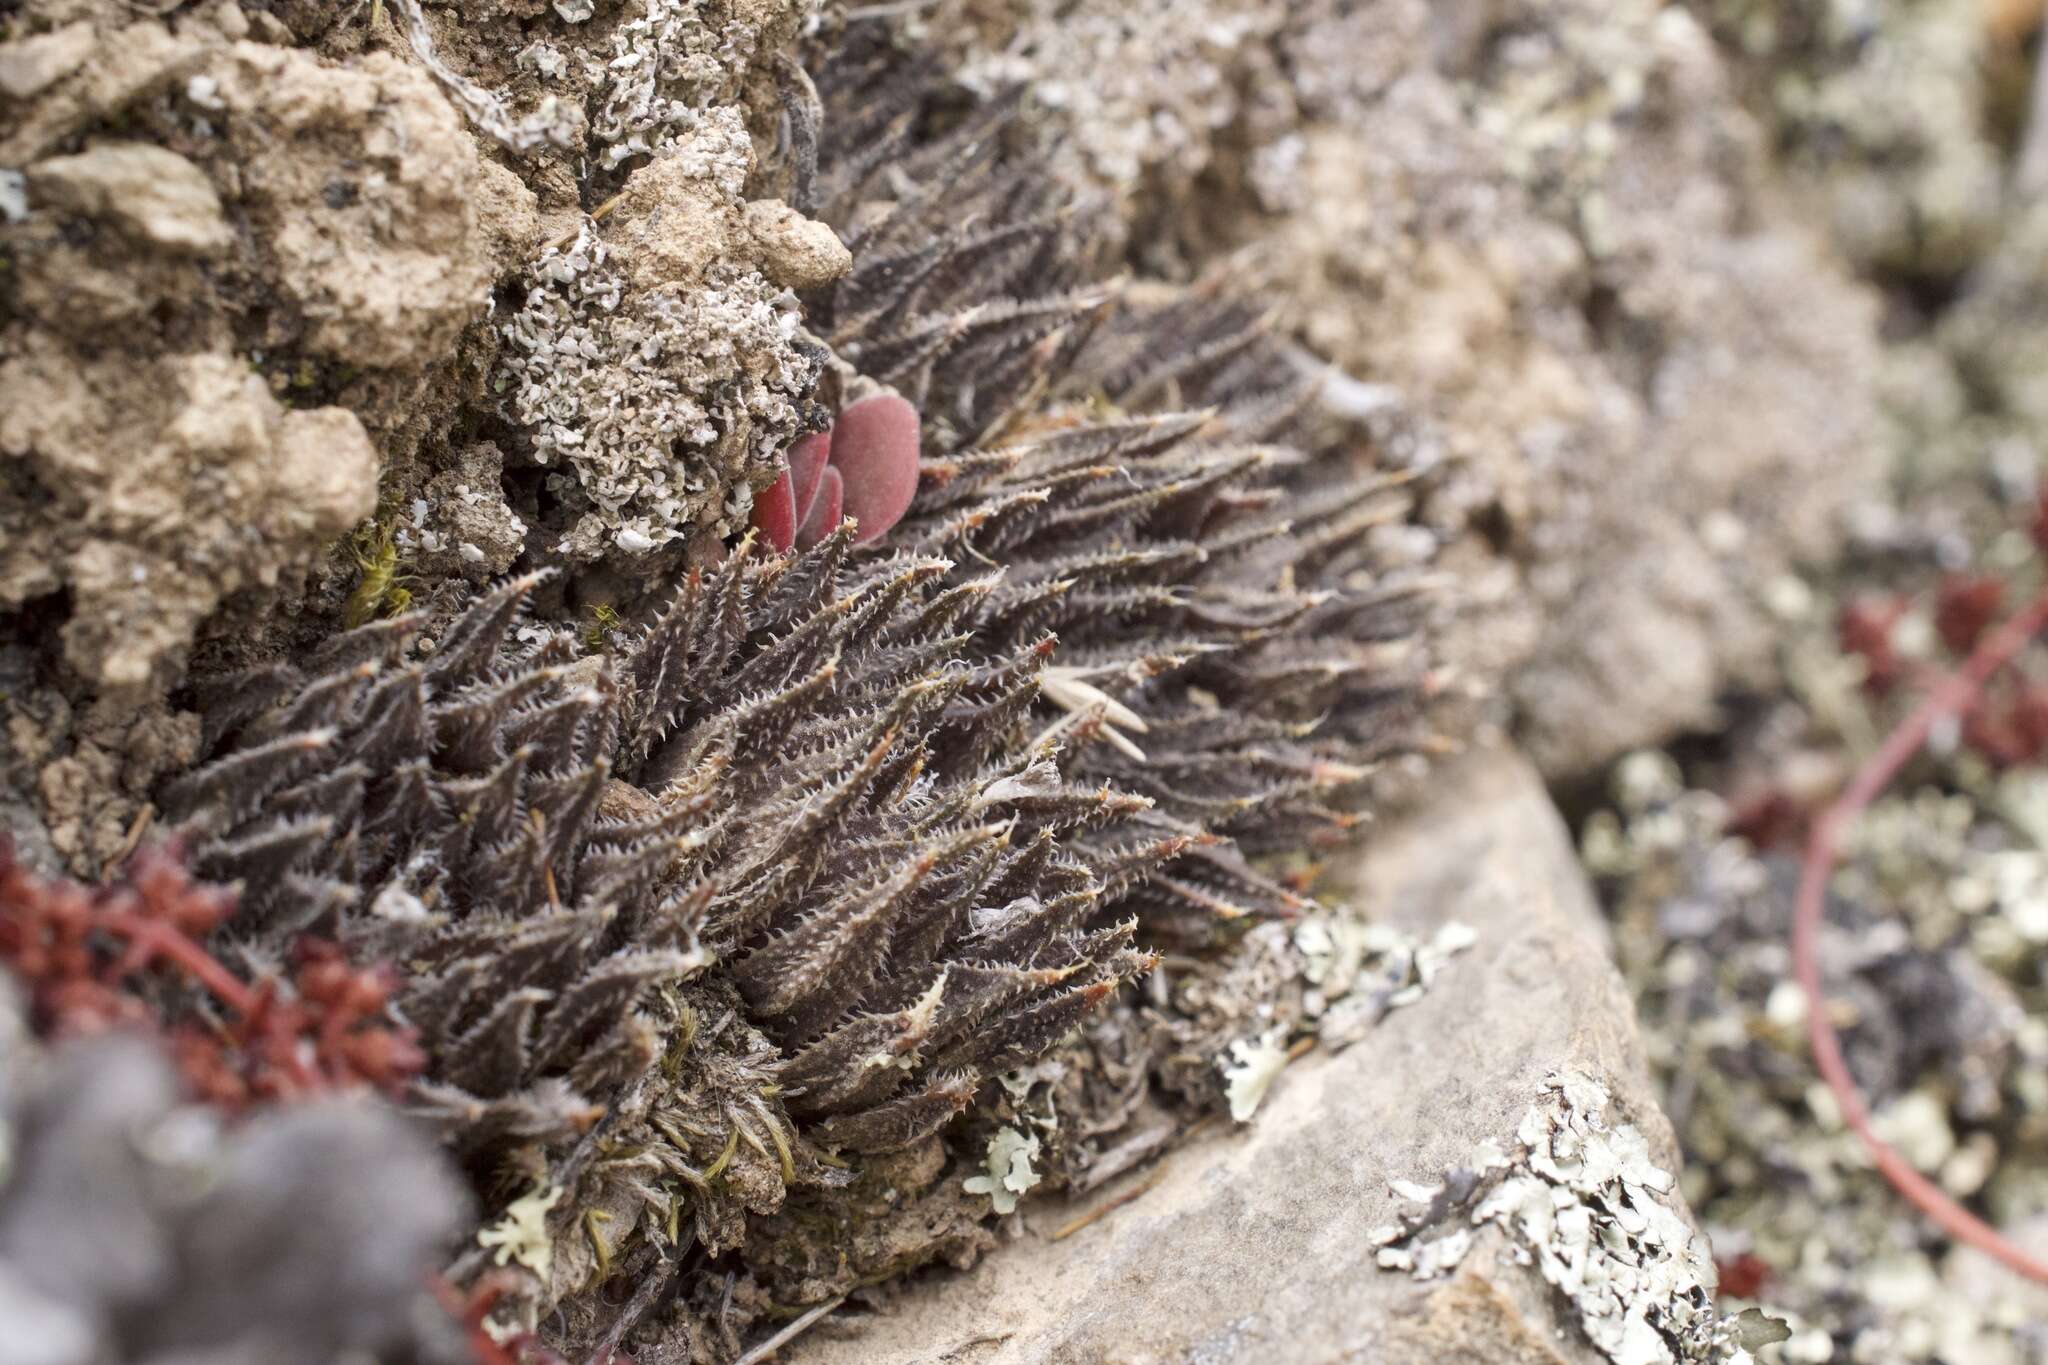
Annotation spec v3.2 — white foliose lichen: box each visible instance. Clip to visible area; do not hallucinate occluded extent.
[1206,912,1479,1125]
[494,219,814,558]
[477,1182,565,1282]
[0,169,28,224]
[964,1125,1043,1214]
[1220,1028,1290,1123]
[1292,912,1477,1049]
[585,0,808,169]
[1372,1070,1786,1365]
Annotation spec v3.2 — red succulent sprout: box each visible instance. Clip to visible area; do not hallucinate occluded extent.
[0,835,424,1107]
[1935,572,2006,655]
[751,391,922,552]
[1958,673,2048,768]
[1715,1251,1772,1300]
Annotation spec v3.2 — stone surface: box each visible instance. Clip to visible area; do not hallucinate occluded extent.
[0,344,377,693]
[0,17,494,701]
[26,142,230,254]
[929,0,1883,780]
[0,22,94,102]
[1257,1,1880,779]
[790,748,1686,1365]
[745,198,853,290]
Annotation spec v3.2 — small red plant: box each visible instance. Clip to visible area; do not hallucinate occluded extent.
[1757,496,2048,1287]
[0,836,423,1106]
[751,391,922,552]
[1795,586,2048,1287]
[1935,573,2006,655]
[1715,1251,1772,1300]
[0,839,512,1350]
[1958,674,2048,768]
[1724,786,1811,852]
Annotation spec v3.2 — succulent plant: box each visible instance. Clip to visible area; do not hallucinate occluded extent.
[144,23,1434,1358]
[0,837,424,1108]
[750,390,923,552]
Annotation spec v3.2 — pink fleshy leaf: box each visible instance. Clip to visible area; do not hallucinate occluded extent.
[788,431,832,530]
[828,392,920,545]
[750,468,797,552]
[795,466,844,551]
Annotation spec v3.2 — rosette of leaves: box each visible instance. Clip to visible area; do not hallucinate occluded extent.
[750,391,924,552]
[155,24,1433,1358]
[795,31,1430,934]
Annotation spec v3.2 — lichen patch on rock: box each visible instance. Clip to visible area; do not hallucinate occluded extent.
[1374,1070,1783,1365]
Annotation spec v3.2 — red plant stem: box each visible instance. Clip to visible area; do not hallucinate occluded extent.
[430,1274,524,1365]
[1794,584,2048,1285]
[96,907,323,1092]
[9,849,478,1349]
[98,908,258,1013]
[429,1272,567,1365]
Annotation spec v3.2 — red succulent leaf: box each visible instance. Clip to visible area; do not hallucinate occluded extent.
[789,430,832,525]
[1935,573,2005,656]
[797,464,845,550]
[750,394,924,554]
[828,391,921,545]
[751,469,798,553]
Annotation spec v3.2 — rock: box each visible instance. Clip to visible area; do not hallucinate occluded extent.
[928,0,1883,779]
[0,22,513,709]
[472,156,545,276]
[1268,2,1878,780]
[26,143,231,255]
[745,199,852,290]
[412,442,532,583]
[1504,12,1879,777]
[0,23,94,102]
[207,43,497,370]
[607,131,748,294]
[0,20,195,168]
[271,407,383,542]
[0,343,378,692]
[789,749,1690,1365]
